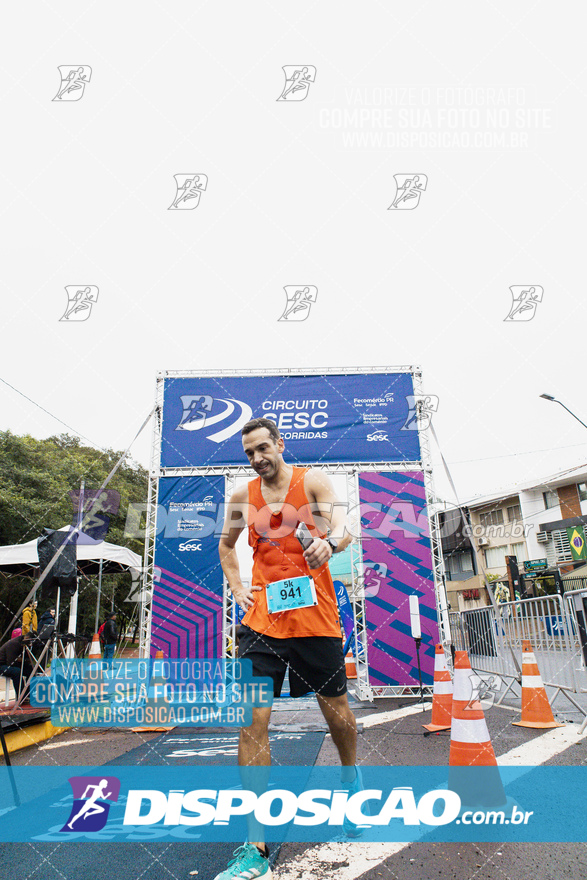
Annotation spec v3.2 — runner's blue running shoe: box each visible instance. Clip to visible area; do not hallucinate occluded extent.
[342,765,371,839]
[213,844,272,879]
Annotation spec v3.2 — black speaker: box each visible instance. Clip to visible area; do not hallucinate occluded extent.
[37,529,77,596]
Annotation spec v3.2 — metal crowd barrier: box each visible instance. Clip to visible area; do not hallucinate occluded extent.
[450,595,587,713]
[563,588,587,676]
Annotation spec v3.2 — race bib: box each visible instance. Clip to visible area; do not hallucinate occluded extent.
[266,575,317,615]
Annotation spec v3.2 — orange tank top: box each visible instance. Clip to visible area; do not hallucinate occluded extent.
[242,466,342,639]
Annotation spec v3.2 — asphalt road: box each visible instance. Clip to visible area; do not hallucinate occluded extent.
[1,690,586,880]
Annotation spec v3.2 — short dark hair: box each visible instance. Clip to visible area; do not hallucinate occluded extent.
[241,418,281,443]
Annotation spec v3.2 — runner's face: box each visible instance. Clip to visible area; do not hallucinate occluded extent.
[242,428,284,479]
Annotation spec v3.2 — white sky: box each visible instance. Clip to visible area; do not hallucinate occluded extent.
[2,2,586,512]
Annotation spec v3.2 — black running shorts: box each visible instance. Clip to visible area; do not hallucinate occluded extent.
[238,625,347,698]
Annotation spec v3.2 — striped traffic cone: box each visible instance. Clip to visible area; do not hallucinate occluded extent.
[344,645,357,679]
[448,650,507,809]
[88,633,102,664]
[423,644,452,732]
[133,649,172,733]
[512,640,564,729]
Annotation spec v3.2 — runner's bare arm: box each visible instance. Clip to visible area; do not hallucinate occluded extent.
[303,469,352,569]
[218,485,261,611]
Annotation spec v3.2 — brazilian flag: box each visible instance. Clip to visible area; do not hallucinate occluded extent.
[567,526,587,561]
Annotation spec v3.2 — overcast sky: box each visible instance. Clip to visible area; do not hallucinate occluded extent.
[2,2,585,513]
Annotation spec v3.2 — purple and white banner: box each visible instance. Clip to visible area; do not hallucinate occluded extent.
[359,471,438,688]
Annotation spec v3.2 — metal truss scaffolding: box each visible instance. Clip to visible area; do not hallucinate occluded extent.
[140,366,445,703]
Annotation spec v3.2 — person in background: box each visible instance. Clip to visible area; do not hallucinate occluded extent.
[102,612,118,662]
[22,601,38,637]
[0,634,33,703]
[37,607,56,638]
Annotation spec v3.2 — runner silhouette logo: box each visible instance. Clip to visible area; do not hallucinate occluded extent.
[60,776,121,833]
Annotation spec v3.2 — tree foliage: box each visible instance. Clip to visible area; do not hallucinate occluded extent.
[0,431,148,638]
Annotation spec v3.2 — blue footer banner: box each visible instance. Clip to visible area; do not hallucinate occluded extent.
[0,766,585,843]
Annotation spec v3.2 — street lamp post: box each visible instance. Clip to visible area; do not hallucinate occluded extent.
[539,394,587,431]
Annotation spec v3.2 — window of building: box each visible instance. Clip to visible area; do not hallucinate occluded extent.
[543,490,558,510]
[507,503,521,522]
[479,509,504,527]
[485,545,507,569]
[509,542,528,563]
[445,552,474,577]
[578,482,587,503]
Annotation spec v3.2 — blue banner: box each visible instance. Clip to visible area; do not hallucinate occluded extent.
[0,766,585,843]
[160,372,420,467]
[152,476,225,658]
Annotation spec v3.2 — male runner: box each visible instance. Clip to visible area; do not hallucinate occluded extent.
[214,418,363,880]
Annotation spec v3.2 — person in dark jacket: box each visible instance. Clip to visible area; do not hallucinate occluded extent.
[0,635,33,701]
[102,612,118,662]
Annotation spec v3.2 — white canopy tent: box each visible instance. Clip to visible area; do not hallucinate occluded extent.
[0,528,142,576]
[0,527,143,644]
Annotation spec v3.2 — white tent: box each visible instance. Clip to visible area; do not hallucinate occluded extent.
[0,528,143,642]
[0,527,142,576]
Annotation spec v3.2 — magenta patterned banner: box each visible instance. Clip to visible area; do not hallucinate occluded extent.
[359,471,439,688]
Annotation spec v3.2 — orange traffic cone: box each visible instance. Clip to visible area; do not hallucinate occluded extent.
[423,644,452,732]
[449,650,507,809]
[343,638,357,679]
[132,649,172,733]
[88,633,102,664]
[512,640,564,729]
[345,653,357,679]
[449,650,497,767]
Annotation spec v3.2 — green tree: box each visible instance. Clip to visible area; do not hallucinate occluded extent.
[0,431,148,639]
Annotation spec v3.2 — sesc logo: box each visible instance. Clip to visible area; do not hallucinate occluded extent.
[178,540,202,552]
[176,394,253,443]
[367,430,388,442]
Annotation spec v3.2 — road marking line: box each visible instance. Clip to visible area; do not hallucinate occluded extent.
[275,714,587,878]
